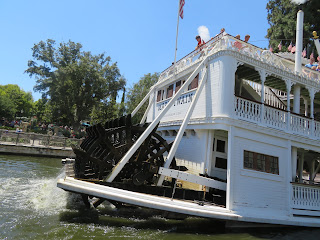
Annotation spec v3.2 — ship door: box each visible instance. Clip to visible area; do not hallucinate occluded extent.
[211,135,228,181]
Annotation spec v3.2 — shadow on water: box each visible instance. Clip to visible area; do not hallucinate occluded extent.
[58,194,320,239]
[60,202,226,234]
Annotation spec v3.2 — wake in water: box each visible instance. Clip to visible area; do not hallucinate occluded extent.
[0,167,69,216]
[28,169,68,214]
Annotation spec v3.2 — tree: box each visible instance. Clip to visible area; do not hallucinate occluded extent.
[126,73,159,124]
[0,84,34,119]
[266,0,320,53]
[0,93,15,120]
[32,98,52,123]
[26,39,126,131]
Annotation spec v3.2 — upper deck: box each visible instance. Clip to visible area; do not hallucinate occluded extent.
[146,33,320,142]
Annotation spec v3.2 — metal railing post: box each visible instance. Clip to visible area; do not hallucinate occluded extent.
[63,137,67,149]
[16,132,19,145]
[32,133,35,146]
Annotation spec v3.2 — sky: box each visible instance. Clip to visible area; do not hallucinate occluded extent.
[0,0,271,101]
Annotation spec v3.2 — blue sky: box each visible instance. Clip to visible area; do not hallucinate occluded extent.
[0,0,270,101]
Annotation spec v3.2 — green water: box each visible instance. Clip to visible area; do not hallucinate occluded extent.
[0,154,319,240]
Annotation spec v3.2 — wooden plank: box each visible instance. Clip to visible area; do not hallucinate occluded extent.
[158,167,226,191]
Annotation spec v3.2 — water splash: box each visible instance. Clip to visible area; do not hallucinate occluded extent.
[28,169,68,214]
[0,168,68,215]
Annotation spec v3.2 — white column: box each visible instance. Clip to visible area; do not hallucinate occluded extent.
[211,56,237,118]
[204,131,213,175]
[307,87,315,119]
[257,69,266,123]
[285,79,292,131]
[303,97,308,117]
[293,84,300,114]
[291,147,298,182]
[310,159,315,184]
[226,126,234,210]
[295,10,304,74]
[307,87,315,137]
[298,151,304,183]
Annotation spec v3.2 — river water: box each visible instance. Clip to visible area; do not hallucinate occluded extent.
[1,154,320,240]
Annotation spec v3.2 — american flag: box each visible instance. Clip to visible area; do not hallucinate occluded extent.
[291,45,296,53]
[302,47,307,58]
[310,52,314,59]
[179,0,185,19]
[278,41,282,51]
[269,45,273,52]
[288,42,293,52]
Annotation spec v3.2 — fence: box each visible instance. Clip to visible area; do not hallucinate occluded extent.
[0,130,83,149]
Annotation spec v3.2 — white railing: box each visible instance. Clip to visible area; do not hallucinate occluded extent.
[290,114,311,136]
[292,183,320,211]
[0,130,83,149]
[264,105,287,129]
[234,96,320,139]
[315,121,320,138]
[158,34,320,84]
[158,32,225,83]
[234,97,261,123]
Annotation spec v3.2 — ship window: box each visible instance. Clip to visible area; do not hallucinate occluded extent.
[216,140,225,153]
[215,157,227,169]
[244,150,279,175]
[157,90,162,102]
[167,84,173,98]
[188,74,199,90]
[175,80,181,93]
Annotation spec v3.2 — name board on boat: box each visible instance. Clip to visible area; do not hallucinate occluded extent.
[155,91,195,121]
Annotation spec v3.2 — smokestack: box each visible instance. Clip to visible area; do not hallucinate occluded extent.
[295,10,304,73]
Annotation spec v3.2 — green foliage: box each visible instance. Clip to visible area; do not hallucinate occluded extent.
[25,39,126,131]
[0,126,15,131]
[33,98,51,123]
[126,73,159,124]
[0,84,34,120]
[0,93,16,119]
[266,0,320,53]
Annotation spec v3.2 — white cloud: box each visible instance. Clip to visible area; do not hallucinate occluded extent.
[197,26,210,42]
[291,0,308,4]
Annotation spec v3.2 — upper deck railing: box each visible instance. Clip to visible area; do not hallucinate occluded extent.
[234,96,320,139]
[158,33,320,84]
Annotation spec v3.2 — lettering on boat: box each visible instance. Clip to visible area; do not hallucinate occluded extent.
[157,92,194,111]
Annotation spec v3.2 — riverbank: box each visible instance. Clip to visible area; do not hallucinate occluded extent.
[0,142,75,158]
[0,130,80,158]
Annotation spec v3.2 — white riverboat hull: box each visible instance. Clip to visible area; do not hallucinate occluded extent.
[57,177,320,227]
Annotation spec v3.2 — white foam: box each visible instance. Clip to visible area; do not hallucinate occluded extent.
[0,169,69,215]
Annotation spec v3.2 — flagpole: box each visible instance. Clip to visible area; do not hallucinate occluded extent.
[173,0,180,66]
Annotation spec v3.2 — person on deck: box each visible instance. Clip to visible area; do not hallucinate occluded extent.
[195,35,205,50]
[305,57,318,68]
[234,35,242,50]
[244,34,250,43]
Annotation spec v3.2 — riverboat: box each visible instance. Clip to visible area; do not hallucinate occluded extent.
[58,10,320,227]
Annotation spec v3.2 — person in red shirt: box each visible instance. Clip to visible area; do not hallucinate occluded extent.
[234,34,242,50]
[195,35,205,50]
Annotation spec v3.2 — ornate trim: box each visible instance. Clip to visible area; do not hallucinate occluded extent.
[159,47,320,93]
